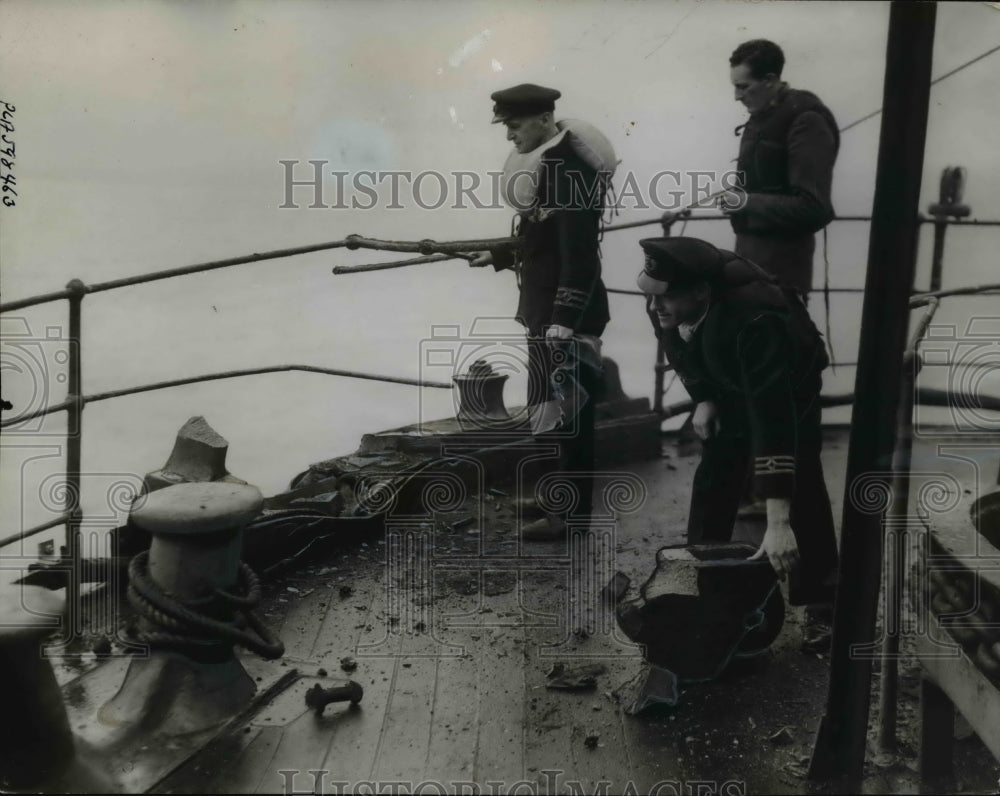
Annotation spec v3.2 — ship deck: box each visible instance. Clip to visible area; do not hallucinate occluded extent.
[55,427,1000,794]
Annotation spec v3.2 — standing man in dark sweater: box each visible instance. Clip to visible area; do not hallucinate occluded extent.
[721,39,840,298]
[636,236,839,651]
[471,84,611,541]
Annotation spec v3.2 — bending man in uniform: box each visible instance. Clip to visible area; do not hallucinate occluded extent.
[471,83,611,541]
[636,236,839,651]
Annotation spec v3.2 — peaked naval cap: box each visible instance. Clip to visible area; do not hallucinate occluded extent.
[636,237,726,295]
[491,84,561,123]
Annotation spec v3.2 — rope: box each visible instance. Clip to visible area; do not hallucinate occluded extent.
[343,233,518,256]
[335,191,731,279]
[333,252,472,275]
[126,551,285,660]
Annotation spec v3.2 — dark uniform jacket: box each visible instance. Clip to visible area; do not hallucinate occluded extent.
[494,135,610,337]
[658,254,829,499]
[731,86,840,294]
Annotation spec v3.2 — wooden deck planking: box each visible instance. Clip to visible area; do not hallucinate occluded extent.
[50,430,1000,793]
[276,581,338,663]
[422,596,486,785]
[254,698,344,795]
[248,563,392,791]
[309,571,380,667]
[472,588,530,784]
[618,711,686,794]
[520,566,584,793]
[369,637,439,784]
[564,626,642,790]
[162,438,862,792]
[215,725,285,794]
[518,556,646,795]
[158,725,266,794]
[317,576,407,786]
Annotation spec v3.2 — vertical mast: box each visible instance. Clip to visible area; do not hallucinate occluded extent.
[809,0,937,786]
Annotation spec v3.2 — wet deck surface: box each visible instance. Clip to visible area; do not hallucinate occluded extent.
[56,429,1000,794]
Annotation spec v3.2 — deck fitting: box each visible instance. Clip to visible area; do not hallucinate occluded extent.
[304,680,364,714]
[453,359,512,427]
[0,584,113,792]
[100,482,271,737]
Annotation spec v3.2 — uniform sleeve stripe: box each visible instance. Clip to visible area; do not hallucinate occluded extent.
[555,286,590,310]
[754,456,797,475]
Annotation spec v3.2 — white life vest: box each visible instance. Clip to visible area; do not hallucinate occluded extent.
[499,119,618,213]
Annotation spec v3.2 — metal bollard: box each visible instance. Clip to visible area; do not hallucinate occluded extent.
[454,359,511,427]
[0,583,112,792]
[100,482,270,736]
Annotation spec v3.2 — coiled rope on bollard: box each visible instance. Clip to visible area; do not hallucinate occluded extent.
[126,551,285,660]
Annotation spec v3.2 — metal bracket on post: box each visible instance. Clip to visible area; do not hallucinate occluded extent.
[927,167,971,293]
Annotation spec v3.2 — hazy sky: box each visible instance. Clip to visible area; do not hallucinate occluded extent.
[1,1,999,530]
[2,1,997,289]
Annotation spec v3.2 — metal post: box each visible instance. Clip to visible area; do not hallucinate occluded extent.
[877,298,940,752]
[653,219,673,416]
[877,297,940,754]
[65,279,86,640]
[653,341,667,417]
[808,1,936,786]
[928,167,970,292]
[929,219,948,294]
[878,356,918,751]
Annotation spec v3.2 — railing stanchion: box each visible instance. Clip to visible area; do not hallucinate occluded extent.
[65,279,87,636]
[651,216,676,417]
[653,340,666,418]
[929,218,948,294]
[928,167,970,292]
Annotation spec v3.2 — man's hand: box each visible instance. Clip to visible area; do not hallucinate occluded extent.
[692,400,720,440]
[469,251,494,268]
[718,188,747,217]
[749,498,800,580]
[545,324,573,342]
[660,208,691,230]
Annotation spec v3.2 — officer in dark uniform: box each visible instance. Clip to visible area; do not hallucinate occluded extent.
[472,83,610,540]
[636,236,838,650]
[722,39,840,297]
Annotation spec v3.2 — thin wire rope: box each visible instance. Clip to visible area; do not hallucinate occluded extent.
[839,42,1000,133]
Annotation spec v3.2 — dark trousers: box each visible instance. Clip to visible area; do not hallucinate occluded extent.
[527,337,602,519]
[687,396,838,606]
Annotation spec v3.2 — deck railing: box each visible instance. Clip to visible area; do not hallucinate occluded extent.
[1,209,999,603]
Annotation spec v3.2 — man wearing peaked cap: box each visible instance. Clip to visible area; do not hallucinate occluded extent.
[471,83,611,542]
[637,236,839,652]
[635,237,726,295]
[490,84,562,124]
